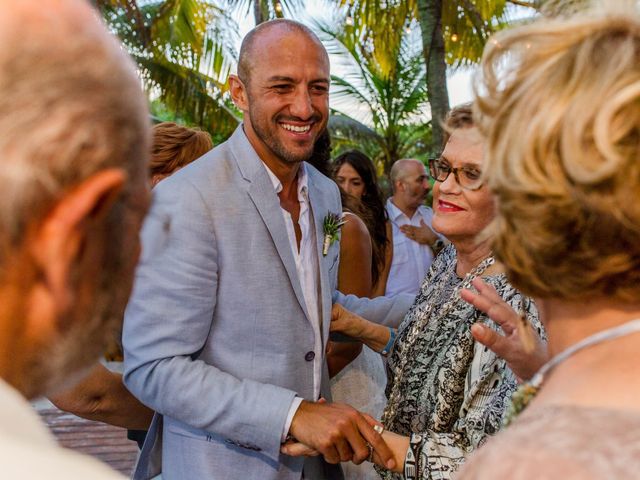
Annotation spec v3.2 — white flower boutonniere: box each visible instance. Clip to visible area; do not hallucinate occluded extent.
[322,212,346,256]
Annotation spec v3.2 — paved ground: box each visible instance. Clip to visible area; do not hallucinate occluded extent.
[36,401,138,476]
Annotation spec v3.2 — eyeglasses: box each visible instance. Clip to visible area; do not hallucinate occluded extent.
[428,157,484,191]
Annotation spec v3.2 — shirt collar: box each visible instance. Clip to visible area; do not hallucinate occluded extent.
[386,198,405,221]
[262,161,309,198]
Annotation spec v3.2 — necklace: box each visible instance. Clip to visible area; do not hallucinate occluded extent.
[381,254,495,426]
[505,318,640,426]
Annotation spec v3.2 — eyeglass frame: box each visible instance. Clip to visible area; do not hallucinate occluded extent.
[427,157,484,191]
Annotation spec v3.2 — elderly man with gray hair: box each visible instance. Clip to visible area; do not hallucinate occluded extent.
[385,159,442,297]
[0,0,151,478]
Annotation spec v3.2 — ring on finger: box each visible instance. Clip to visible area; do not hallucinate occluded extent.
[373,424,384,435]
[366,443,374,463]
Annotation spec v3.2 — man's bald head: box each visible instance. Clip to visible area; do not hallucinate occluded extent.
[390,159,425,189]
[237,19,328,86]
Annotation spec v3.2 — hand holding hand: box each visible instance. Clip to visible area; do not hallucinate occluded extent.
[460,277,548,381]
[284,400,396,469]
[399,220,437,246]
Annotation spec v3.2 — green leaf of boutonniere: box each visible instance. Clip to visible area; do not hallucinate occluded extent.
[322,212,346,256]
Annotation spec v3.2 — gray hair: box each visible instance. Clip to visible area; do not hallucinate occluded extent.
[0,0,150,269]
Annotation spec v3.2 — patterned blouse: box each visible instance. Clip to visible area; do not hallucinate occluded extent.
[377,245,541,480]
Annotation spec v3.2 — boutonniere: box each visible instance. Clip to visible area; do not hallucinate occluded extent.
[322,212,346,256]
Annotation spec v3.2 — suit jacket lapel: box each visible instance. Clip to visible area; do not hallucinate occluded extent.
[307,173,333,345]
[229,127,311,322]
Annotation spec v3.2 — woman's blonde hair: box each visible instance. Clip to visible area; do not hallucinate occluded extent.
[474,6,640,302]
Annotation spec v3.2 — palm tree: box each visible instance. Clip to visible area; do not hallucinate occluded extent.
[226,0,305,25]
[95,0,241,139]
[337,0,537,153]
[317,8,430,175]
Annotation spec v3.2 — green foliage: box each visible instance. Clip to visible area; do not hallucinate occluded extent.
[96,0,240,140]
[317,7,431,175]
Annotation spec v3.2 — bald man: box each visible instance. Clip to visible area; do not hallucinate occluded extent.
[123,19,406,480]
[0,0,150,478]
[386,159,441,297]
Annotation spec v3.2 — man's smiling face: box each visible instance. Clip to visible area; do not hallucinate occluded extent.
[240,28,330,166]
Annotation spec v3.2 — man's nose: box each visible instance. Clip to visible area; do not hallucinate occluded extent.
[290,88,314,119]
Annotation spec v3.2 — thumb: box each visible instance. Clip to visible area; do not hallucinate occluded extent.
[471,323,505,356]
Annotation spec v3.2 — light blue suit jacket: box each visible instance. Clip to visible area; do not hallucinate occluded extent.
[123,126,412,480]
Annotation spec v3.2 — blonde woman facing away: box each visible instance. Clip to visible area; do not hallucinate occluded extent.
[459,4,640,479]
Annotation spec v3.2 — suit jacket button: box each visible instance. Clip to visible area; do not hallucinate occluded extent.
[304,351,315,361]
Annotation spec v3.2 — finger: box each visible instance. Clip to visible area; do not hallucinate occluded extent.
[331,303,344,321]
[419,219,427,227]
[463,282,518,336]
[355,416,395,470]
[361,413,382,428]
[335,436,354,463]
[281,442,320,457]
[470,323,510,358]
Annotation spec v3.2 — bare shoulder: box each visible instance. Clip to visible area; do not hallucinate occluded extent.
[341,212,369,241]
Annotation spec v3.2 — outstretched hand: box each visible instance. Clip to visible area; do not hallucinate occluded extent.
[461,277,548,381]
[283,399,396,470]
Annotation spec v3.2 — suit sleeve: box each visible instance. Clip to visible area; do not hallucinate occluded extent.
[332,291,414,328]
[123,178,296,461]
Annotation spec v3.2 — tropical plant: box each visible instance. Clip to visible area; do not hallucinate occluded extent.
[95,0,241,138]
[317,7,431,175]
[337,0,538,153]
[225,0,305,24]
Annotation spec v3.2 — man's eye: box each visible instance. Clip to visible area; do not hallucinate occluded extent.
[272,84,292,92]
[311,85,328,94]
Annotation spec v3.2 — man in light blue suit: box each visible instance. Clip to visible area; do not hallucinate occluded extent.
[123,19,412,480]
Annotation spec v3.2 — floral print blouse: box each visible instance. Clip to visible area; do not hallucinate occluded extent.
[377,245,542,480]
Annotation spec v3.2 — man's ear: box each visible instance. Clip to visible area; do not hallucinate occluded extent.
[29,169,127,314]
[229,74,249,111]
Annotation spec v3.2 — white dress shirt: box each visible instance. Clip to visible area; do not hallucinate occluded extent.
[0,379,124,479]
[262,162,322,440]
[385,198,436,297]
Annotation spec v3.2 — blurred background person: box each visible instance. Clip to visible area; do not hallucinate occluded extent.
[150,122,213,186]
[385,158,441,298]
[0,0,150,477]
[334,149,392,297]
[459,5,640,479]
[327,104,542,480]
[50,122,213,440]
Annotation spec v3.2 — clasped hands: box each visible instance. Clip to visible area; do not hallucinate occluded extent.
[280,399,397,470]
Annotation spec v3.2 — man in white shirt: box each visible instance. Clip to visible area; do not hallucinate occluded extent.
[385,159,442,297]
[0,0,151,478]
[123,19,406,480]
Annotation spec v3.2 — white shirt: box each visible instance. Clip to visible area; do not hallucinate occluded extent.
[385,198,436,297]
[0,379,124,479]
[262,162,322,440]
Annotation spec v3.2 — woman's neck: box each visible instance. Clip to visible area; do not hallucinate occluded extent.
[531,297,640,412]
[453,237,492,277]
[540,297,640,357]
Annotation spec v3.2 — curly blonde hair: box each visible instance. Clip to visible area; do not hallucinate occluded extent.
[474,6,640,302]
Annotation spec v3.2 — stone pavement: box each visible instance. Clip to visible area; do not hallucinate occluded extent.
[35,400,138,476]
